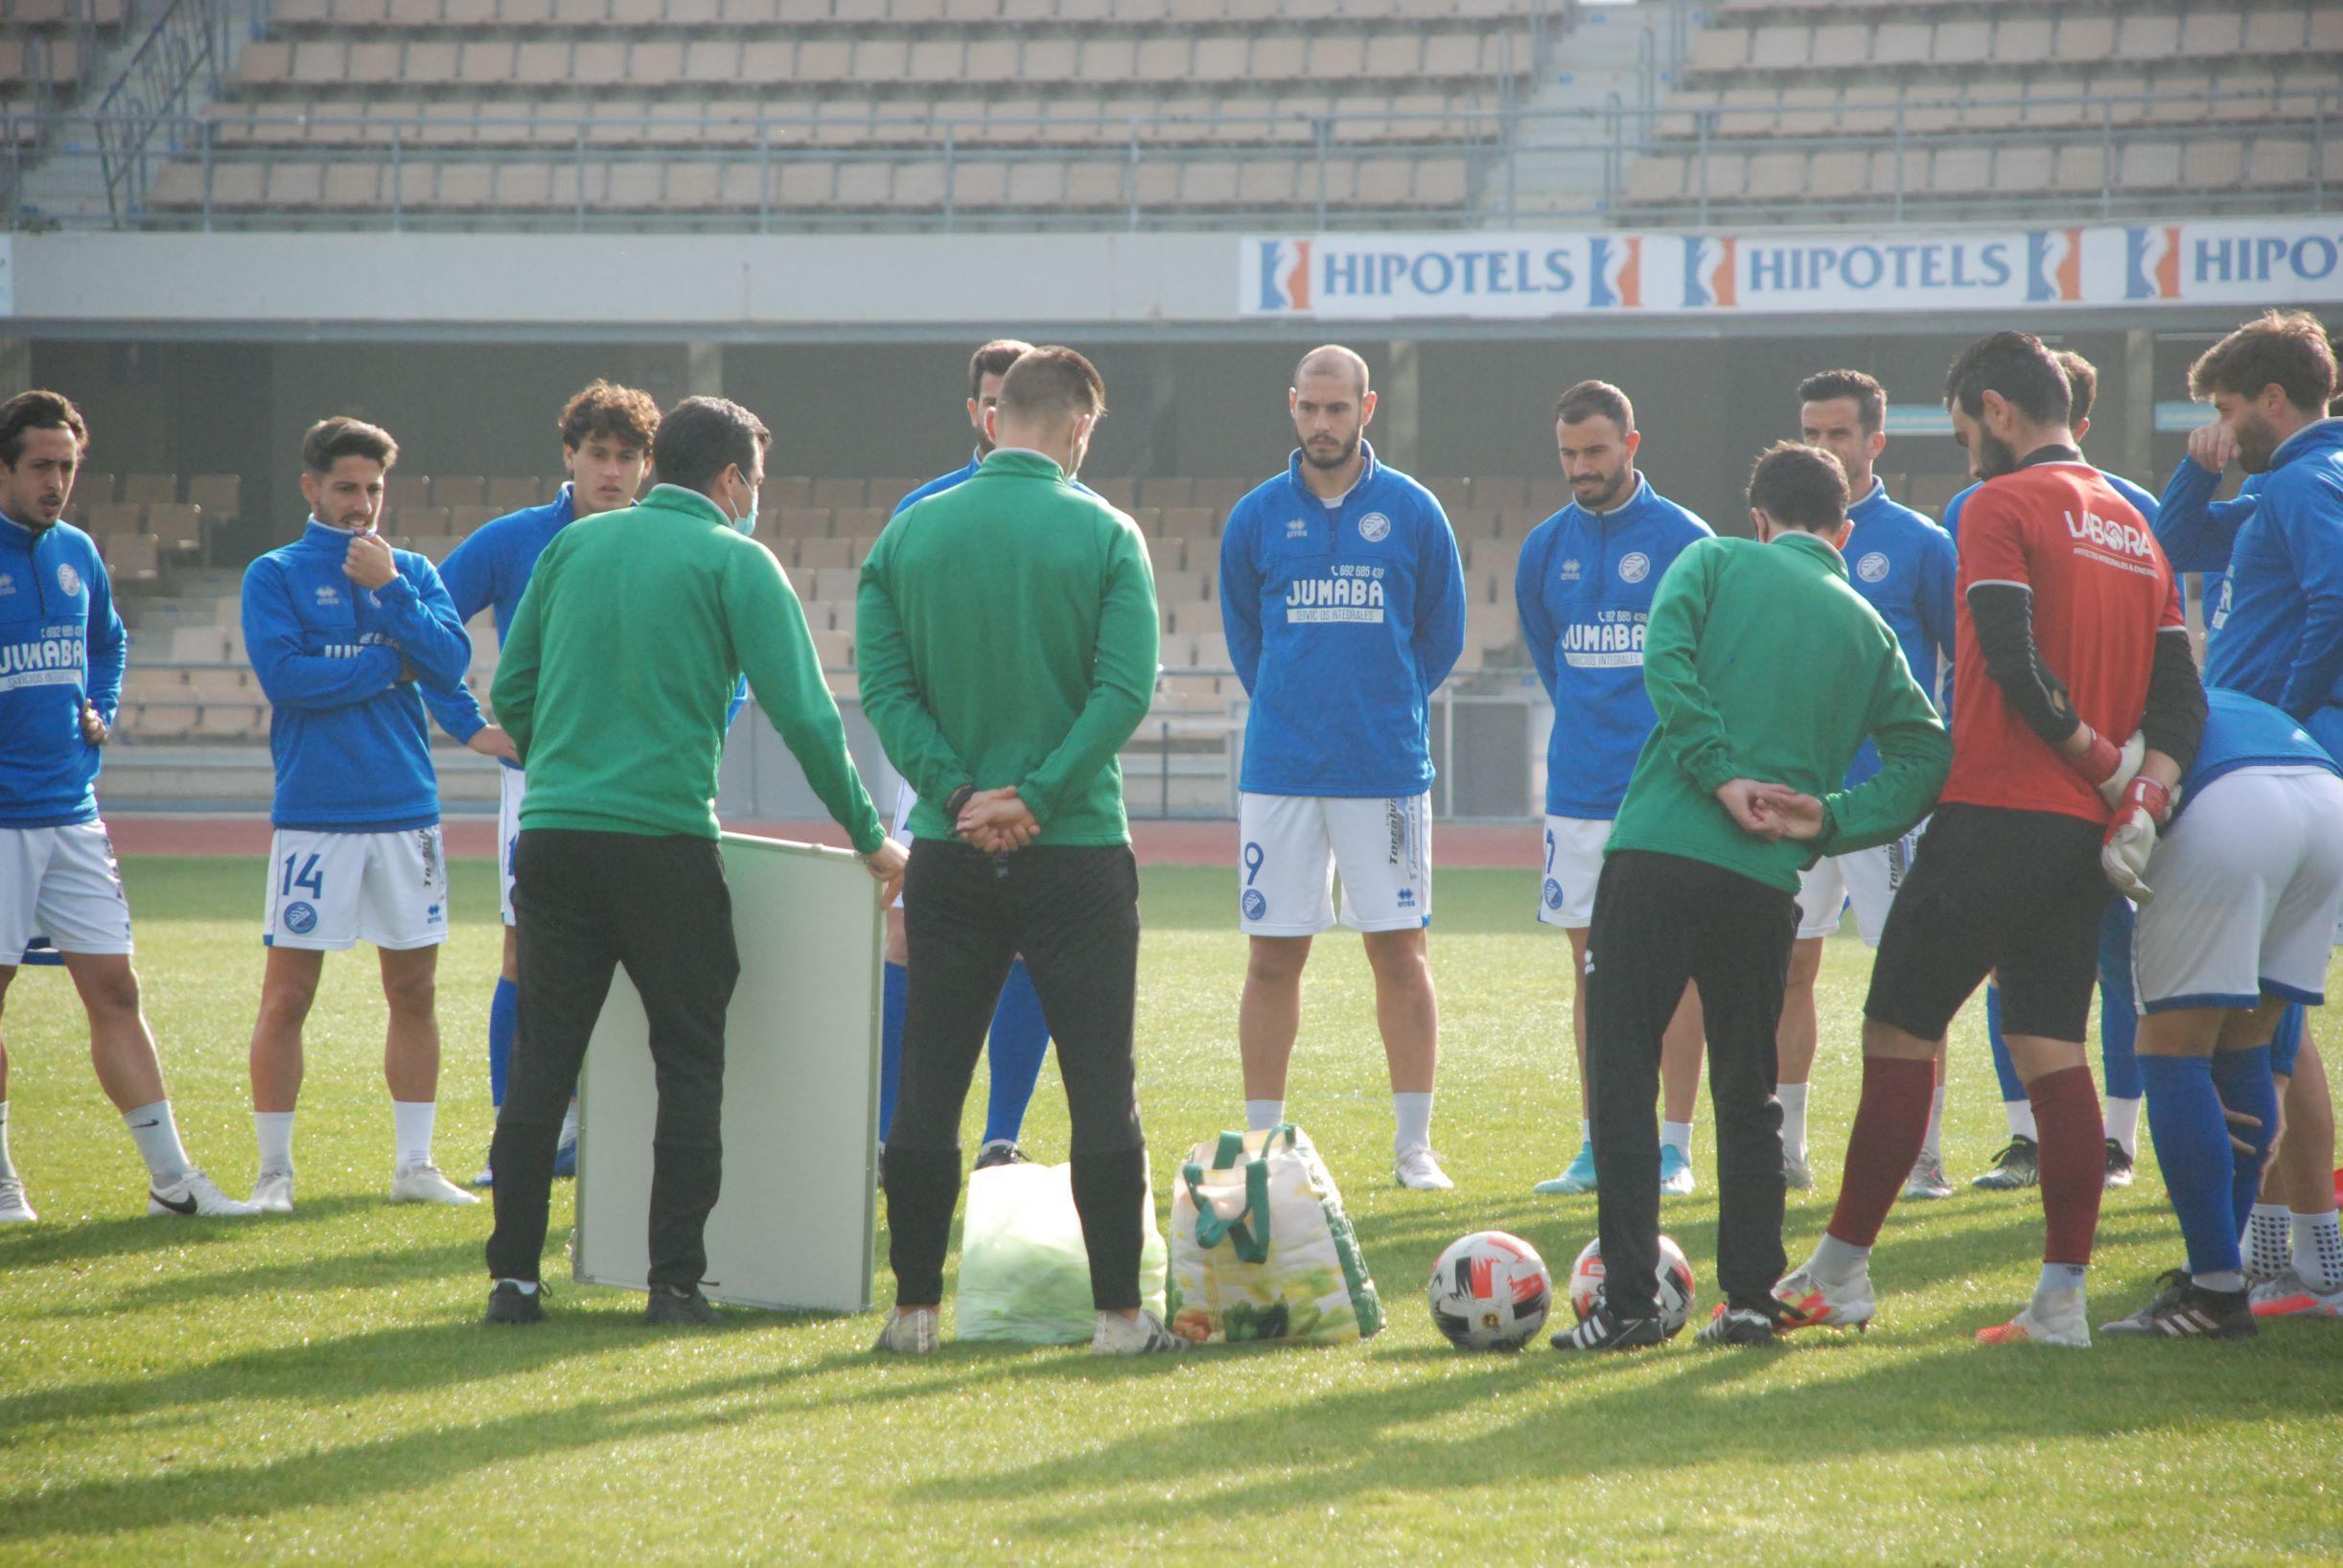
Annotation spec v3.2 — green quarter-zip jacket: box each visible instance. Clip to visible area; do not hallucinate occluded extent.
[1607,531,1951,893]
[857,448,1159,845]
[491,483,885,849]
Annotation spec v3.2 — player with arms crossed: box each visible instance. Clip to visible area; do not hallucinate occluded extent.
[429,380,657,1188]
[1220,345,1466,1189]
[1777,371,1957,1197]
[1554,445,1947,1352]
[0,390,253,1222]
[242,418,479,1212]
[1516,380,1714,1196]
[1946,351,2160,1193]
[2100,689,2343,1338]
[1779,332,2205,1348]
[875,338,1056,1174]
[2177,311,2343,1315]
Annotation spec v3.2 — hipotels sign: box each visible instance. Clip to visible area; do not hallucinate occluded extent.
[1241,218,2343,320]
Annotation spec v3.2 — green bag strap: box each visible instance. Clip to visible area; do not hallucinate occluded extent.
[1214,1131,1248,1167]
[1184,1158,1272,1265]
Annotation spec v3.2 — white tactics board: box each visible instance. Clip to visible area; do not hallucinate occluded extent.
[572,831,882,1312]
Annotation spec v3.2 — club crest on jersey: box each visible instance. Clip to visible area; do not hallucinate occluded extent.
[1242,888,1266,921]
[1543,877,1564,911]
[56,563,81,596]
[1857,551,1890,583]
[1357,512,1391,543]
[1617,552,1651,584]
[284,901,318,935]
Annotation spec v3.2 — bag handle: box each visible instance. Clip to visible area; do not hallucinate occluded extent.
[1183,1158,1272,1264]
[1210,1123,1300,1171]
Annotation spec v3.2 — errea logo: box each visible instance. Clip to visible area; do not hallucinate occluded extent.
[314,585,340,604]
[1286,518,1310,540]
[1559,558,1582,581]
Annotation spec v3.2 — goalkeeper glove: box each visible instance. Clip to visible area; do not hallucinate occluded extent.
[2100,774,2174,904]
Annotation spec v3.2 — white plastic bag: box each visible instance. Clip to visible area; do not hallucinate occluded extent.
[954,1161,1169,1344]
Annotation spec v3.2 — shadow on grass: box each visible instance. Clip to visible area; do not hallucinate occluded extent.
[0,1192,387,1268]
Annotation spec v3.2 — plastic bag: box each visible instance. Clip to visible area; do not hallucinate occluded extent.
[954,1161,1169,1344]
[1167,1123,1382,1346]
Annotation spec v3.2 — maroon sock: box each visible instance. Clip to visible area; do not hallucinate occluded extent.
[1823,1054,1937,1249]
[2029,1064,2104,1267]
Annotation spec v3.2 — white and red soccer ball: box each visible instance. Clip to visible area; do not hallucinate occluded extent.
[1566,1234,1697,1338]
[1427,1231,1553,1350]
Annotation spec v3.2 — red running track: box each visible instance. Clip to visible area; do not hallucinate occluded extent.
[103,814,1544,869]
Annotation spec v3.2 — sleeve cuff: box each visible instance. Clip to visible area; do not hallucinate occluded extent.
[1016,781,1055,827]
[372,575,421,609]
[849,817,889,857]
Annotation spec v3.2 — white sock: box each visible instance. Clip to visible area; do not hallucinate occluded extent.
[1393,1092,1433,1156]
[2037,1261,2087,1297]
[392,1099,436,1174]
[496,1277,539,1295]
[1243,1098,1285,1133]
[1811,1233,1869,1281]
[0,1100,13,1179]
[1777,1083,1809,1160]
[1661,1119,1692,1157]
[2104,1095,2142,1159]
[2194,1269,2246,1293]
[122,1099,195,1185]
[254,1110,295,1174]
[2292,1210,2343,1292]
[1922,1086,1946,1162]
[2005,1099,2038,1141]
[2247,1203,2293,1278]
[557,1095,580,1149]
[1578,1118,1591,1147]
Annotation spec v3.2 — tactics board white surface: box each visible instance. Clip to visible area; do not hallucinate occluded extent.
[572,831,882,1312]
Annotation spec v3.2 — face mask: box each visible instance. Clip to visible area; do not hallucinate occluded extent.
[731,482,760,536]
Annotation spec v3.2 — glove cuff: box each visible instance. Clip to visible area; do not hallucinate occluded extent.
[2121,775,2172,826]
[2075,728,2122,786]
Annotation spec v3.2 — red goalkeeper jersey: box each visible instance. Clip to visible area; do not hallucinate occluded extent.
[1942,457,2182,824]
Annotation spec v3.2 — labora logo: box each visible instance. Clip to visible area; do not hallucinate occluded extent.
[2066,508,2157,561]
[1257,240,1312,312]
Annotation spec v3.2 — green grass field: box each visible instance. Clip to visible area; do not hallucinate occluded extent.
[3,857,2338,1565]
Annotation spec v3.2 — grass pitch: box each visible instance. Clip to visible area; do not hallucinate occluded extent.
[2,856,2338,1565]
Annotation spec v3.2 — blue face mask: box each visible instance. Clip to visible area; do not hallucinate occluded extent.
[731,484,760,536]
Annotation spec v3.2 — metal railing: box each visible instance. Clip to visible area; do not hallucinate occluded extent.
[87,0,259,219]
[5,91,2332,234]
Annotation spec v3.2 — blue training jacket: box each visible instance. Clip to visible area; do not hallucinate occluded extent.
[1839,479,1957,786]
[243,519,473,832]
[1514,474,1713,818]
[2152,455,2249,631]
[0,512,125,827]
[2176,687,2342,822]
[423,484,576,753]
[2197,419,2343,740]
[1220,442,1467,796]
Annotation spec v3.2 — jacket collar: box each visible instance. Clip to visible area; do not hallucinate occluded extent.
[1847,476,1891,524]
[1577,472,1648,522]
[300,517,368,549]
[1286,438,1379,508]
[638,483,735,525]
[981,449,1067,481]
[2270,415,2343,470]
[2017,443,2085,471]
[0,507,41,550]
[1775,529,1846,577]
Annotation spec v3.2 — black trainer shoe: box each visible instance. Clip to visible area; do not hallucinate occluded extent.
[645,1285,720,1326]
[485,1280,546,1326]
[1971,1135,2040,1190]
[2101,1269,2258,1340]
[2102,1139,2135,1189]
[1551,1300,1668,1352]
[972,1141,1031,1172]
[1696,1303,1780,1347]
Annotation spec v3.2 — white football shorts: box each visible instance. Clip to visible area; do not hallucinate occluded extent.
[2132,766,2343,1012]
[1794,819,1926,945]
[1,819,133,960]
[264,825,450,952]
[889,778,916,911]
[1239,792,1431,935]
[1537,816,1611,930]
[497,765,525,927]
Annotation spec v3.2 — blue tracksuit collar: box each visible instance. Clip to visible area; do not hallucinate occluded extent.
[0,507,49,550]
[1286,438,1380,507]
[1847,476,1892,524]
[1578,473,1650,525]
[299,517,369,550]
[2269,416,2343,470]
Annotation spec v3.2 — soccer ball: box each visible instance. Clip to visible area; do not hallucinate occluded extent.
[1566,1234,1697,1339]
[1427,1231,1553,1351]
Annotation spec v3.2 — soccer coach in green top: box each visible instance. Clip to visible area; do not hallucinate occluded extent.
[857,347,1178,1355]
[481,396,907,1327]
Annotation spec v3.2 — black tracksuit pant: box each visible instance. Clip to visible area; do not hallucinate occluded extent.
[883,838,1148,1312]
[1586,849,1798,1318]
[486,829,740,1290]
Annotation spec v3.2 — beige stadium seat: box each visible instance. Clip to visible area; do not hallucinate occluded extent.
[136,703,199,740]
[1749,25,1807,69]
[2244,10,2307,55]
[186,473,242,517]
[186,666,248,701]
[1624,153,1685,205]
[386,474,433,510]
[2116,13,2182,60]
[2177,140,2245,189]
[1689,27,1749,73]
[1746,150,1806,199]
[2058,14,2117,60]
[449,504,499,534]
[167,626,231,663]
[1995,145,2053,192]
[2052,142,2107,195]
[107,535,161,581]
[2181,11,2243,57]
[84,501,144,536]
[195,703,262,740]
[2247,136,2313,187]
[148,503,204,552]
[1928,147,1992,196]
[1994,14,2053,62]
[120,473,176,504]
[237,39,290,83]
[483,476,539,512]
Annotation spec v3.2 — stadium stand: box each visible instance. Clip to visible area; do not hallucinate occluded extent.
[1623,0,2342,219]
